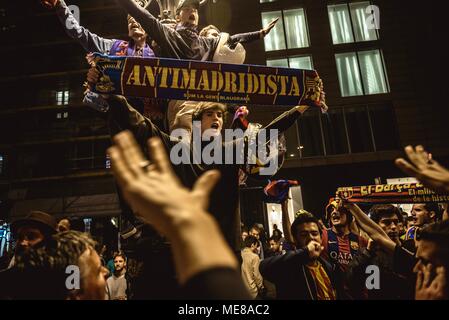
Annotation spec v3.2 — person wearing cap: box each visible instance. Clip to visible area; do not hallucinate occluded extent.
[7,211,57,269]
[321,198,368,275]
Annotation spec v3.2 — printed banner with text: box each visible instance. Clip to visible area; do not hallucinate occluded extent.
[90,53,327,110]
[336,183,449,204]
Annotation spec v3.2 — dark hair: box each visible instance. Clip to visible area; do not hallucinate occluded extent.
[417,220,449,267]
[113,252,127,262]
[290,213,321,237]
[369,204,402,224]
[192,102,227,122]
[250,224,260,233]
[269,235,281,243]
[424,203,442,221]
[13,231,97,299]
[244,235,258,248]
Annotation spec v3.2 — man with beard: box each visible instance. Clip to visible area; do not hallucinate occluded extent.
[322,198,368,274]
[346,205,414,299]
[7,211,57,268]
[106,253,133,300]
[0,211,57,299]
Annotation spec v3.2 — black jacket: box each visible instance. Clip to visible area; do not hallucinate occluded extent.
[346,247,414,299]
[117,0,219,61]
[259,248,342,300]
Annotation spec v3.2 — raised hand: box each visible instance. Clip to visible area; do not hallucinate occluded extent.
[107,131,220,239]
[395,145,449,193]
[262,18,279,37]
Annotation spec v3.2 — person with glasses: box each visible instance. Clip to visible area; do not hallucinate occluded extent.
[346,205,414,299]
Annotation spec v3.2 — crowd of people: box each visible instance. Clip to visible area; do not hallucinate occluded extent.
[0,0,447,300]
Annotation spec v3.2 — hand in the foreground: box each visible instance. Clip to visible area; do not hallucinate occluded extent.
[395,145,449,194]
[415,263,447,300]
[107,131,220,239]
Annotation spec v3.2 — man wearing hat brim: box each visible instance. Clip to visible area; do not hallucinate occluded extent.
[11,211,57,249]
[6,211,57,269]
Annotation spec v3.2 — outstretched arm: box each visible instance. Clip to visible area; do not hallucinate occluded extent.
[343,202,396,254]
[43,0,115,53]
[229,17,279,45]
[116,0,183,58]
[281,200,295,244]
[263,105,309,133]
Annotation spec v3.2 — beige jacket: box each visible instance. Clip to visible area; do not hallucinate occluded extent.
[241,248,264,298]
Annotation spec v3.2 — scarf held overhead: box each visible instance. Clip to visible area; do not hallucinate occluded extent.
[89,53,327,111]
[336,183,449,204]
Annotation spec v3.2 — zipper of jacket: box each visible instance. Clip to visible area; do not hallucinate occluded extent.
[302,265,315,300]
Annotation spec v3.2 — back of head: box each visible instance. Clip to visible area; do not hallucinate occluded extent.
[424,203,442,222]
[417,220,449,270]
[244,235,258,248]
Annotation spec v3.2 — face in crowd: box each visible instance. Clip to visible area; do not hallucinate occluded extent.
[127,15,147,41]
[177,5,199,27]
[295,222,322,249]
[249,228,260,240]
[269,239,281,253]
[200,108,224,137]
[328,204,349,228]
[114,255,126,274]
[411,203,435,227]
[378,213,401,243]
[16,226,45,252]
[57,218,71,233]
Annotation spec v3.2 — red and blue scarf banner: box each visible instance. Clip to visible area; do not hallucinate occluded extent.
[89,53,327,111]
[264,179,299,203]
[336,183,449,204]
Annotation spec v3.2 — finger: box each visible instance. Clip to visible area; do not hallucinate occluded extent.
[395,158,419,176]
[404,145,422,167]
[193,170,221,208]
[423,263,432,288]
[147,137,176,176]
[108,146,134,188]
[113,130,148,178]
[415,145,430,166]
[416,271,424,293]
[433,267,447,291]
